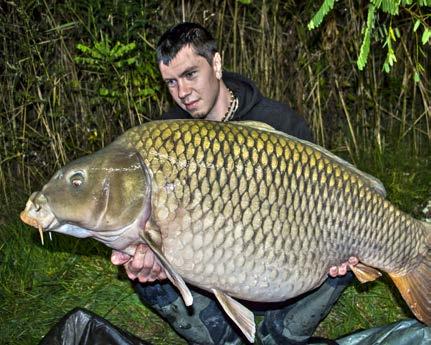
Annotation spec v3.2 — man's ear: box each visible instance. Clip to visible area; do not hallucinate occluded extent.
[213,52,222,80]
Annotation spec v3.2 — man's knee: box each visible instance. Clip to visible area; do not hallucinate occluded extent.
[134,282,242,345]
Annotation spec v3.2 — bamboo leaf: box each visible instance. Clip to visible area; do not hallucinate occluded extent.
[421,29,431,45]
[389,26,396,41]
[98,88,109,96]
[76,43,92,54]
[383,62,390,73]
[413,19,421,32]
[307,0,336,30]
[395,27,400,38]
[115,42,137,58]
[357,3,376,70]
[381,0,400,15]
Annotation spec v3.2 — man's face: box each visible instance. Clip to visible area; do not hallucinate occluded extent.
[159,45,221,119]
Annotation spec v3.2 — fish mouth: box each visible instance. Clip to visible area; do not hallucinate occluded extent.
[20,194,59,245]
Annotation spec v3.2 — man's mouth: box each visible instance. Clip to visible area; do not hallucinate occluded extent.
[184,100,199,110]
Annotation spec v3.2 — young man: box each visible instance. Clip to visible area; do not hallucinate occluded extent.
[111,22,352,344]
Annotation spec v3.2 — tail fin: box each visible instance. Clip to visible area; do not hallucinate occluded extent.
[389,221,431,325]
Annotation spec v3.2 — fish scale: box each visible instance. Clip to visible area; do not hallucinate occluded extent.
[116,120,423,300]
[21,119,431,341]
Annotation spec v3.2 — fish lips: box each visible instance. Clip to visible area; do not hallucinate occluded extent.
[20,192,59,232]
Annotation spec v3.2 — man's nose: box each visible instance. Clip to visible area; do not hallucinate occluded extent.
[178,80,191,99]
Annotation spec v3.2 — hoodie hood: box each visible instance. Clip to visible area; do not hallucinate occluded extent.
[222,71,263,120]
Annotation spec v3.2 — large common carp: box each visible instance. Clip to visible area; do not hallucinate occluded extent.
[21,120,431,342]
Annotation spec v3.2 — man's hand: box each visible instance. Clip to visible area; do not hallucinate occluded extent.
[111,243,167,283]
[328,256,359,277]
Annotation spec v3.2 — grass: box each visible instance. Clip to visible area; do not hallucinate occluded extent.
[0,208,185,344]
[1,142,430,344]
[317,279,409,338]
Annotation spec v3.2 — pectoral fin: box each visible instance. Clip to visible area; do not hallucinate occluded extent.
[141,231,193,306]
[351,263,382,283]
[212,288,256,343]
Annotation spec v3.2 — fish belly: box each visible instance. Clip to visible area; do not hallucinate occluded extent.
[161,218,330,301]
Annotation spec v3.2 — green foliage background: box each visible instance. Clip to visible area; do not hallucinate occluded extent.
[1,0,430,203]
[0,0,430,344]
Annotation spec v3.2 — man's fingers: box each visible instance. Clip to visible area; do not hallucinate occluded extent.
[143,247,155,268]
[329,266,338,277]
[152,263,161,275]
[149,263,162,280]
[348,256,359,266]
[127,246,146,273]
[329,256,360,278]
[110,245,167,283]
[338,262,348,275]
[111,250,131,265]
[112,243,168,283]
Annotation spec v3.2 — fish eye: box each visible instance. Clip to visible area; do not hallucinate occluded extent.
[70,172,85,188]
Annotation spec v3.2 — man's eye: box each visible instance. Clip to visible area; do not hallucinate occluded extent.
[166,80,177,87]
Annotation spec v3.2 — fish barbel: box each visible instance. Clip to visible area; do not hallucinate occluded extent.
[20,120,431,342]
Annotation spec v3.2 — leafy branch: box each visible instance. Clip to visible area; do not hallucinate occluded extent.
[308,0,431,71]
[74,35,160,107]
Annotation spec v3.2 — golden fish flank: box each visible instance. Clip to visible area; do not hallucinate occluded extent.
[20,119,431,343]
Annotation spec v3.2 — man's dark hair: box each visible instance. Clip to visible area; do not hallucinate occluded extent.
[156,22,218,66]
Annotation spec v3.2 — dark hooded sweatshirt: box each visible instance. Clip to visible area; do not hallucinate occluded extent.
[161,71,314,142]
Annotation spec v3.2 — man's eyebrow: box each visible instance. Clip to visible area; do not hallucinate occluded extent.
[179,66,198,78]
[162,66,199,82]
